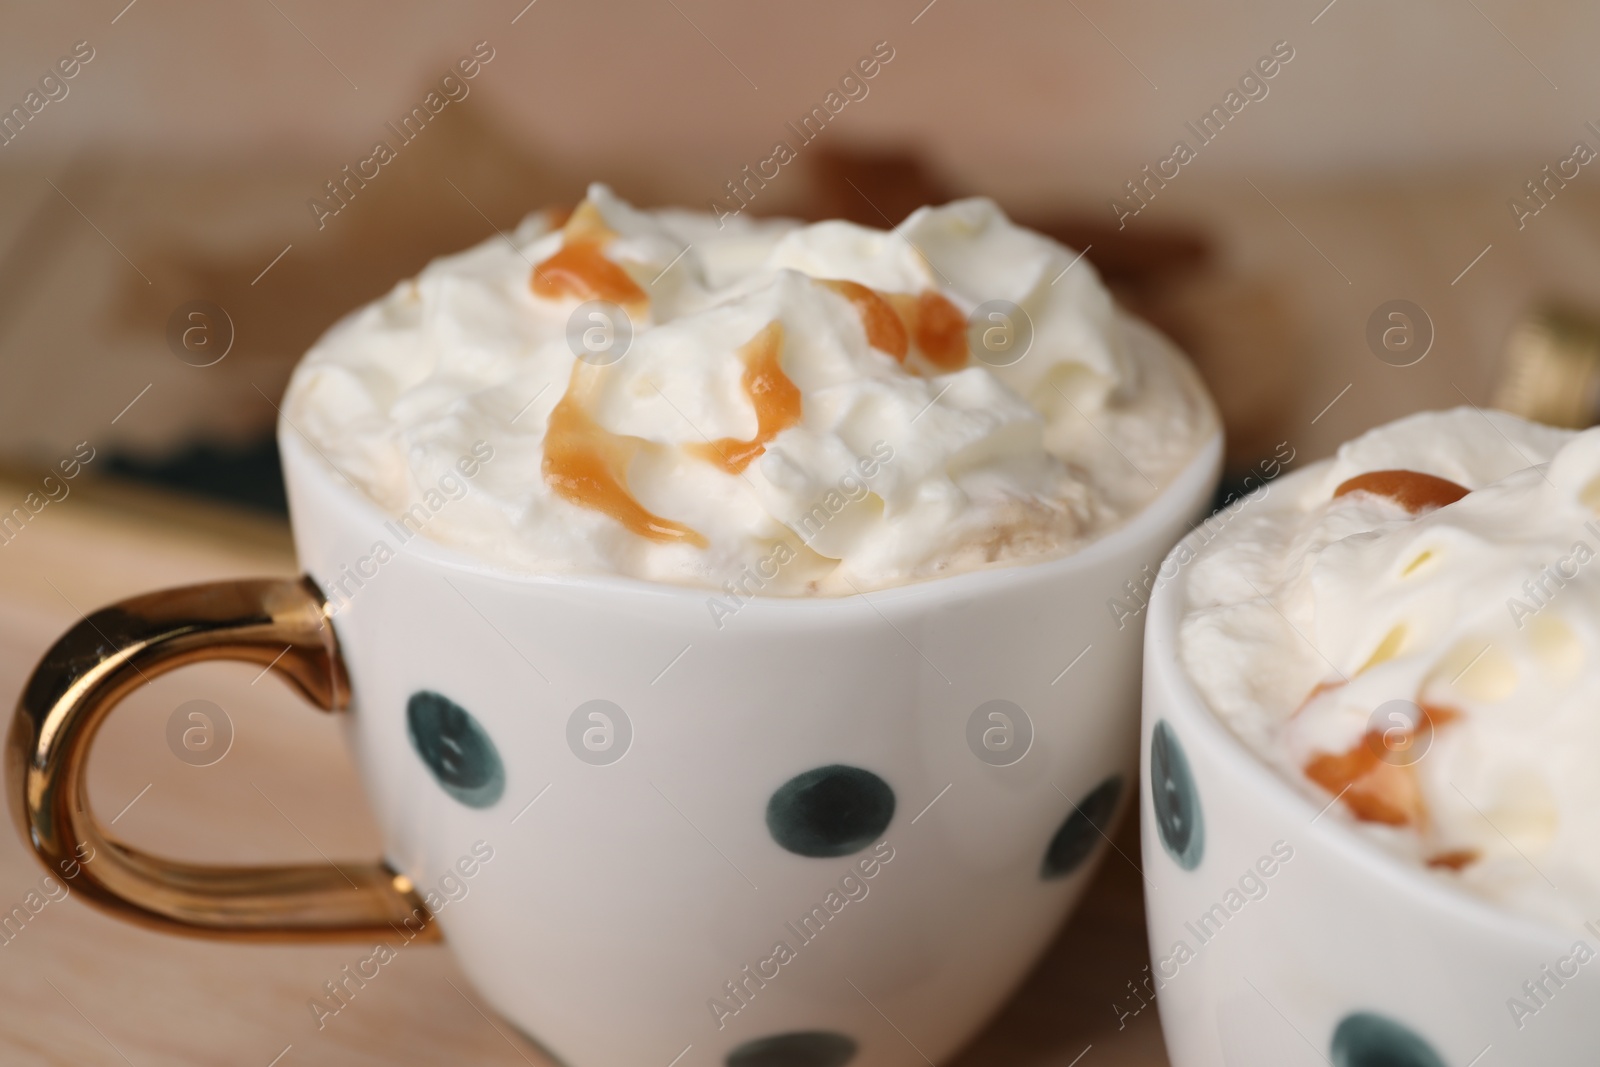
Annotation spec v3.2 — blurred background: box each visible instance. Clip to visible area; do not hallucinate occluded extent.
[3,0,1600,506]
[3,1,1600,1063]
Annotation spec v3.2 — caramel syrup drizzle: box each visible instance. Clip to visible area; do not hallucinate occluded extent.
[542,362,706,547]
[530,200,648,311]
[820,279,968,371]
[1333,469,1470,514]
[1299,687,1460,830]
[532,231,973,541]
[1299,470,1472,836]
[822,280,907,361]
[689,321,801,475]
[895,289,969,371]
[1426,848,1480,870]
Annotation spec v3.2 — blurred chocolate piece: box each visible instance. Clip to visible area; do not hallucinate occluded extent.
[1154,274,1298,467]
[805,145,1211,292]
[1021,217,1210,290]
[1491,305,1600,429]
[808,146,951,229]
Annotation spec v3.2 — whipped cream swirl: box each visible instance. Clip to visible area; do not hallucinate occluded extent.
[285,183,1213,594]
[1182,408,1600,926]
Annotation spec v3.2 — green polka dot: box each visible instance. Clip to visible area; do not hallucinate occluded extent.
[1151,720,1203,869]
[767,766,894,858]
[1331,1013,1446,1067]
[727,1031,857,1067]
[1042,775,1122,879]
[406,690,504,809]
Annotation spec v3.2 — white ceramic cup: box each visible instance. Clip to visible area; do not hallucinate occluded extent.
[10,407,1218,1067]
[1140,471,1600,1067]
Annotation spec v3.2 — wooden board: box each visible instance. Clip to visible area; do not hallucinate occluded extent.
[0,479,1168,1066]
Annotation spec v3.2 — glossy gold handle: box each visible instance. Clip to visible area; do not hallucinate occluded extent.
[5,576,438,942]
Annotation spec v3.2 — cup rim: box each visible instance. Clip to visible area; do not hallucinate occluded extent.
[278,421,1222,612]
[1146,461,1574,945]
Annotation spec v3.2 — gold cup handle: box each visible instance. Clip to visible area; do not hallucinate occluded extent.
[5,576,438,942]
